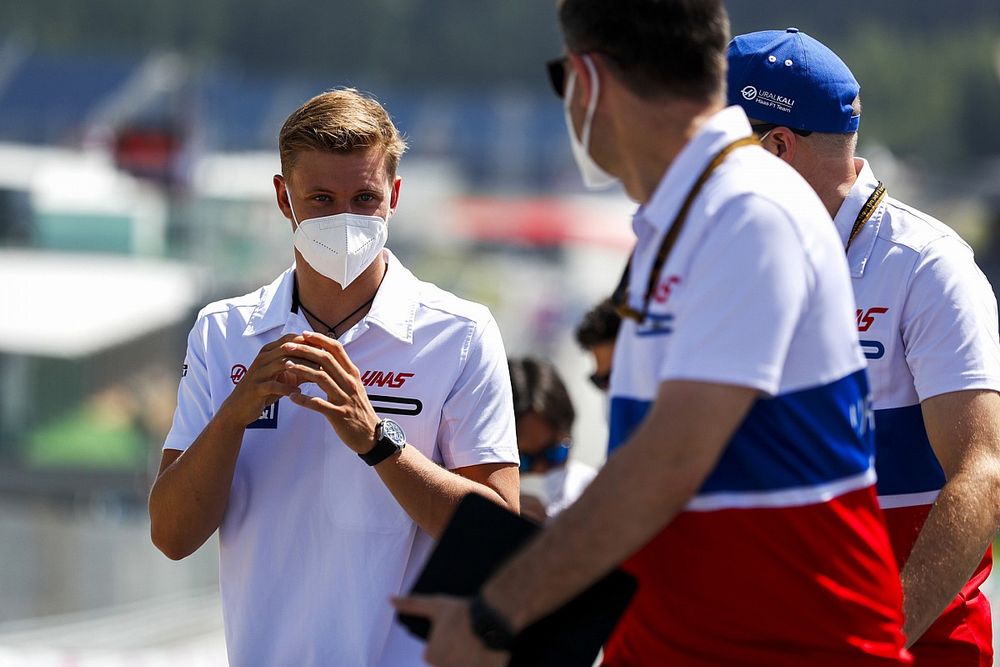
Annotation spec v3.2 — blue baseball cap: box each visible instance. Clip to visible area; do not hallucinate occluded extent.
[727,28,860,133]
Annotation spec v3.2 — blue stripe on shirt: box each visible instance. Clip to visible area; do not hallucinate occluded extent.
[608,369,875,493]
[872,403,945,496]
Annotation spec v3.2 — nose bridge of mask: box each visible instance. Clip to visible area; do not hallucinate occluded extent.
[317,213,380,231]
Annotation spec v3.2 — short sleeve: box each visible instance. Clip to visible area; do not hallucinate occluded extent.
[436,315,519,469]
[163,317,214,452]
[659,195,810,395]
[901,236,1000,401]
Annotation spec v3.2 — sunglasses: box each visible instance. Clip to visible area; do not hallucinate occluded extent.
[589,371,611,391]
[750,123,813,138]
[519,439,571,472]
[546,57,568,98]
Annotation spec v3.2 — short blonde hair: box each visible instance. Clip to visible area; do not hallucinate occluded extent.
[278,88,407,180]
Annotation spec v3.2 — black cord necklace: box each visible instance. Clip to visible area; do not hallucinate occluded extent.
[292,269,387,339]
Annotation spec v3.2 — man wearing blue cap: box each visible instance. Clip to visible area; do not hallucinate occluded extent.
[730,28,1000,667]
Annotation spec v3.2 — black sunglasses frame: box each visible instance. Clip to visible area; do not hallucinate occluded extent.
[588,371,611,391]
[750,122,813,138]
[546,57,568,99]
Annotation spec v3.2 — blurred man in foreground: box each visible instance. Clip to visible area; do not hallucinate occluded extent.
[394,1,910,665]
[730,29,1000,666]
[148,89,519,666]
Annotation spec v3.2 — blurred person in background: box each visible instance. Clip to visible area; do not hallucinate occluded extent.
[574,296,620,394]
[729,29,1000,666]
[509,357,597,523]
[147,89,519,666]
[394,1,910,665]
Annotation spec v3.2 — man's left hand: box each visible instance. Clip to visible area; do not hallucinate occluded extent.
[282,331,380,454]
[391,594,509,667]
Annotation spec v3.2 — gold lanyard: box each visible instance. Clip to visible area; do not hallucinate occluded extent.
[845,181,886,251]
[613,135,759,323]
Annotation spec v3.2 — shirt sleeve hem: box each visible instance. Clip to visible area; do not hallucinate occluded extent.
[659,364,779,397]
[162,436,194,453]
[916,376,1000,403]
[445,446,519,470]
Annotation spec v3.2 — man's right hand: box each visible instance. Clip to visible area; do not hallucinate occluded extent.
[151,333,309,560]
[218,333,305,427]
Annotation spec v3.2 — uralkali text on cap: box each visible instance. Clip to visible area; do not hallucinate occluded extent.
[727,27,861,134]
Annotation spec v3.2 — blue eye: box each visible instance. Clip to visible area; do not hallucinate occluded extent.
[357,193,375,203]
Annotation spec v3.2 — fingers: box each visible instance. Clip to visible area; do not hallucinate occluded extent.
[302,331,361,378]
[280,341,356,394]
[245,335,308,382]
[283,360,350,403]
[259,333,306,354]
[288,391,340,418]
[390,595,437,618]
[261,380,301,400]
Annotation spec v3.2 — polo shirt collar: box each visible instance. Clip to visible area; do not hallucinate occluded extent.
[636,105,754,234]
[244,269,295,337]
[833,158,885,278]
[627,106,754,313]
[242,249,417,344]
[362,249,417,344]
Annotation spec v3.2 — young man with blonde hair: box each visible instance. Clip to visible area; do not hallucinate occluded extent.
[149,89,519,666]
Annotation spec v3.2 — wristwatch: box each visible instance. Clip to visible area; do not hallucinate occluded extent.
[469,594,516,651]
[359,419,406,466]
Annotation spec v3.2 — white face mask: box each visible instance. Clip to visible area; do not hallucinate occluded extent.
[564,55,619,190]
[285,186,388,288]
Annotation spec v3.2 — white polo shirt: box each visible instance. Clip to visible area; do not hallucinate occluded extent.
[603,107,908,665]
[835,159,1000,502]
[163,250,518,666]
[834,158,1000,654]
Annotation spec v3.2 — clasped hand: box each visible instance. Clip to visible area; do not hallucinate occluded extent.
[221,331,379,453]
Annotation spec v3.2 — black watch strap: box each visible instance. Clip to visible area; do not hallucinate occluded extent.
[359,419,405,466]
[469,594,515,651]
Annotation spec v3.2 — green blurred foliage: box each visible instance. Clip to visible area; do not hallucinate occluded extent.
[27,406,145,469]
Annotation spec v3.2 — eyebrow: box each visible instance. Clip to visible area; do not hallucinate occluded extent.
[301,183,385,194]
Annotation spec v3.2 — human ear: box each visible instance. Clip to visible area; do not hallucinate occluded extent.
[769,128,797,162]
[273,174,294,222]
[387,176,402,217]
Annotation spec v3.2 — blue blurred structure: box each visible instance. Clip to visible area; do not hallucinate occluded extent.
[0,46,572,191]
[0,53,137,145]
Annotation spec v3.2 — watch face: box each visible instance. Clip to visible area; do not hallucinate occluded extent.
[381,419,406,446]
